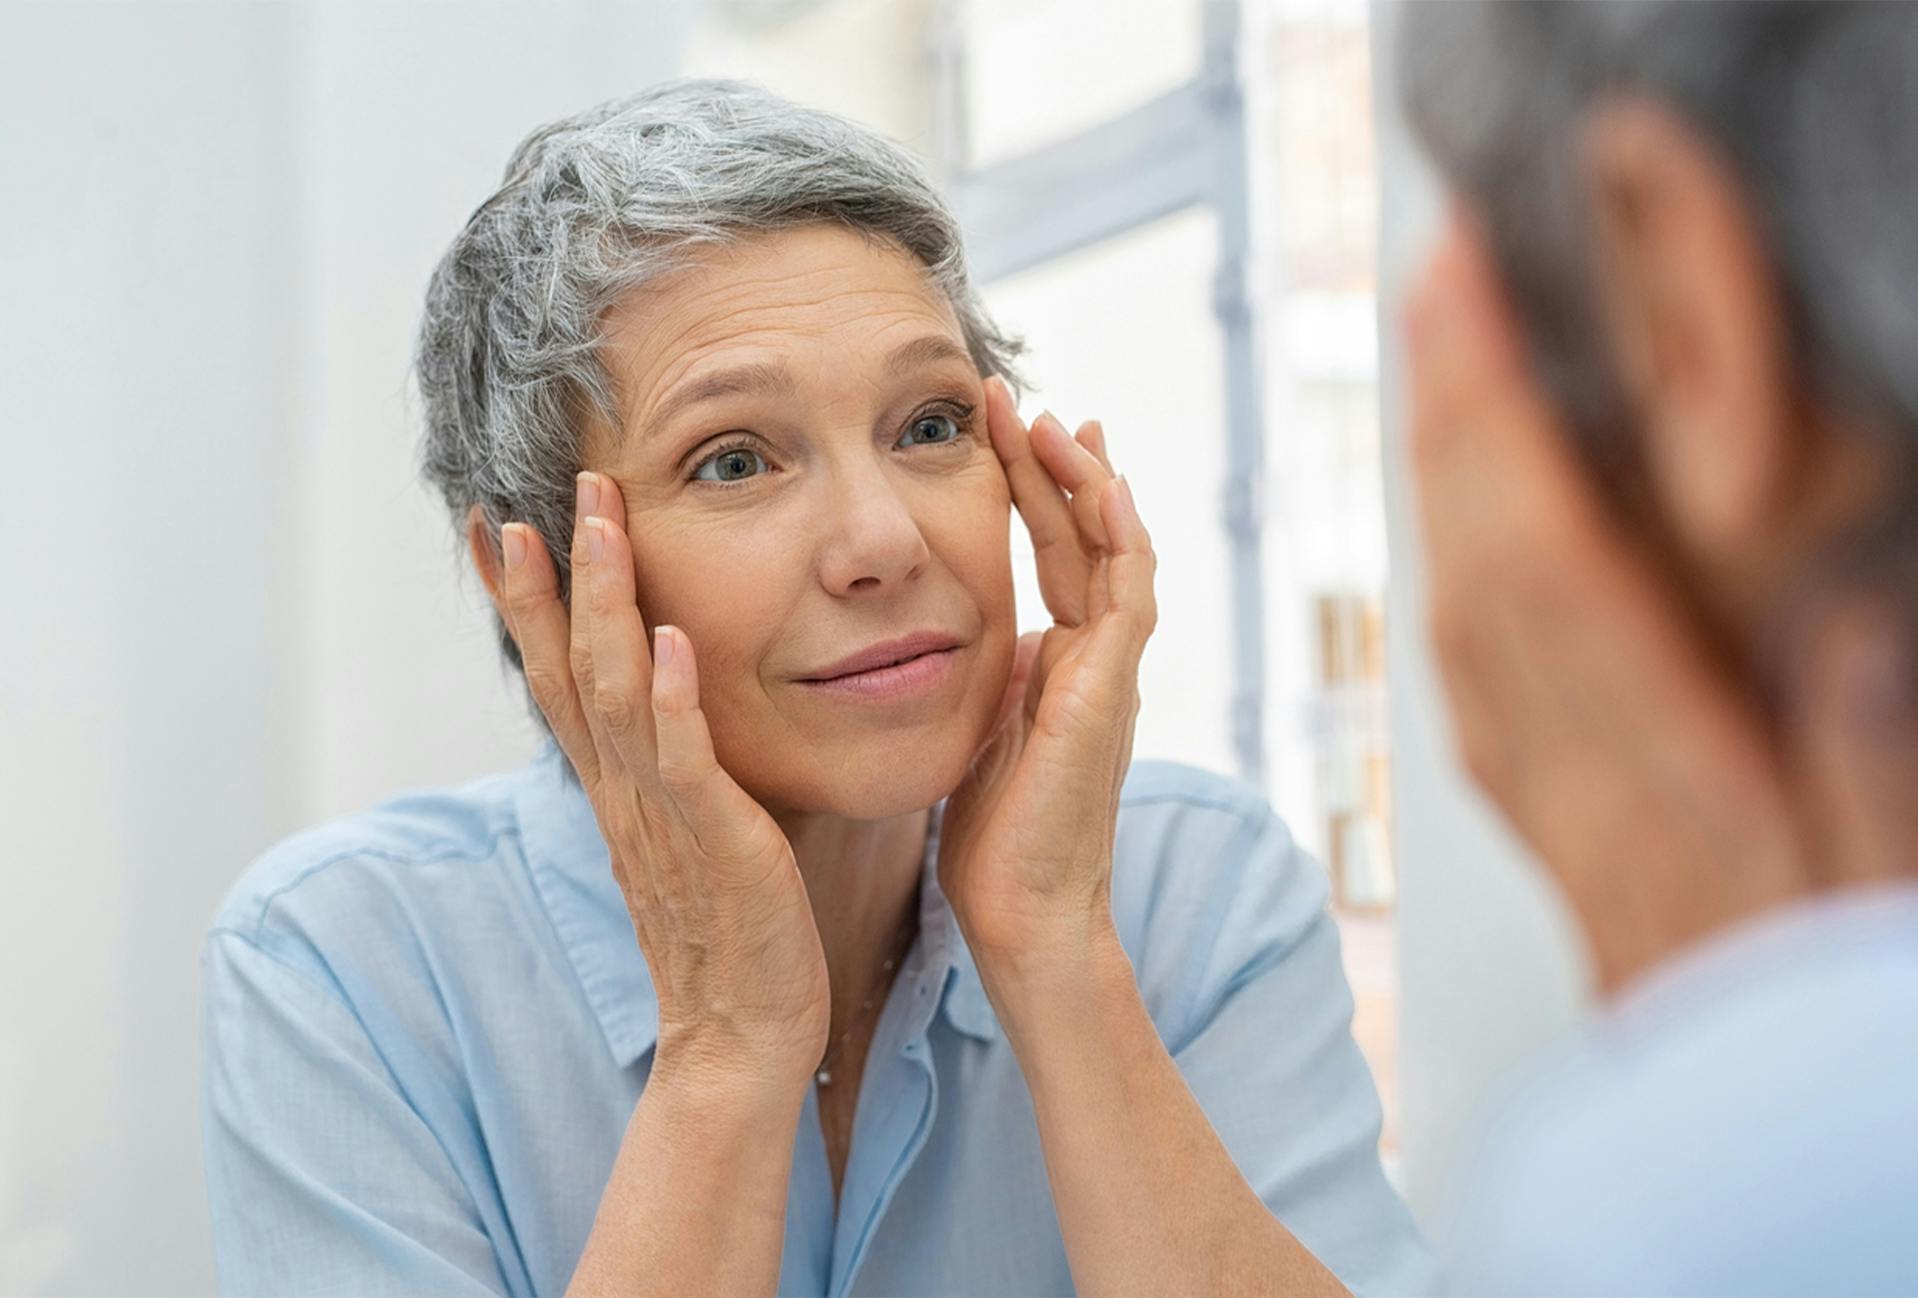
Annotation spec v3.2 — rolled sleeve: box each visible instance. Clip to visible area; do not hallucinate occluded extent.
[200,928,511,1297]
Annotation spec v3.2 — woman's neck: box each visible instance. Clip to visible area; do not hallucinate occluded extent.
[771,805,928,1030]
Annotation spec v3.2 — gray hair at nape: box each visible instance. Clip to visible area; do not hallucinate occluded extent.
[412,78,1024,739]
[1398,1,1918,516]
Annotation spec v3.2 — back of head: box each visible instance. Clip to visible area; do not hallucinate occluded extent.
[1399,1,1918,562]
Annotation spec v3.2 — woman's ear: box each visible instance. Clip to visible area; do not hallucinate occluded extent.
[1581,98,1800,598]
[466,504,507,610]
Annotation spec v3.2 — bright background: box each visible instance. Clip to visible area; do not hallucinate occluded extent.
[0,2,1585,1293]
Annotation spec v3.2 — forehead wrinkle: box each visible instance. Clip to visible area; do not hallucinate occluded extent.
[607,257,965,447]
[638,359,800,443]
[627,307,958,427]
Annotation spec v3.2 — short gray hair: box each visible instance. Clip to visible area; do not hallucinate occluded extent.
[1400,2,1918,515]
[413,79,1023,733]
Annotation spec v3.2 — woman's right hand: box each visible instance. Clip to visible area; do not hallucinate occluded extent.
[496,470,830,1092]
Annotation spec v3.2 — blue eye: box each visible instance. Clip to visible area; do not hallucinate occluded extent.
[693,444,768,483]
[898,412,962,448]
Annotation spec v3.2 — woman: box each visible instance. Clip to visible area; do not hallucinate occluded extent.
[1397,2,1918,1293]
[201,80,1429,1297]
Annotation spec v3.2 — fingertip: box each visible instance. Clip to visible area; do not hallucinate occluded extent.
[650,626,675,705]
[1075,420,1112,471]
[984,376,1027,453]
[1100,473,1146,545]
[651,625,696,711]
[593,471,628,523]
[1027,411,1067,461]
[501,522,527,573]
[984,373,1011,413]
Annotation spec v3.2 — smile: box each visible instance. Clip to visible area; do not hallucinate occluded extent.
[795,647,959,702]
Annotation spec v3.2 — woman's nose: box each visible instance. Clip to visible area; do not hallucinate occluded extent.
[813,463,931,595]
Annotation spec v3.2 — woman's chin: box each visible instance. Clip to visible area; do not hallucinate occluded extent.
[743,732,980,821]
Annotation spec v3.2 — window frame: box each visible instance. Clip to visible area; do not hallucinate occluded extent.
[932,0,1272,788]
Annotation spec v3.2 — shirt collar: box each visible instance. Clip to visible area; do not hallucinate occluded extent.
[515,737,998,1069]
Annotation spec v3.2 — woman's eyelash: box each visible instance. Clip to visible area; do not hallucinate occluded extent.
[924,399,977,429]
[686,398,979,484]
[688,435,763,483]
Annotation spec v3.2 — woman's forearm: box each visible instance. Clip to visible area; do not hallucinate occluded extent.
[566,1060,805,1297]
[984,922,1349,1298]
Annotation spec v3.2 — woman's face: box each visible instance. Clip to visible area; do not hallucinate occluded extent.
[586,224,1017,820]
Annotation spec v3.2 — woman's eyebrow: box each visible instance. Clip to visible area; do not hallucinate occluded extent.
[886,334,973,378]
[634,335,973,444]
[638,360,797,443]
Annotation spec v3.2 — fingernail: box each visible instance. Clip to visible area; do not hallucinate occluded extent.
[1117,475,1137,518]
[576,472,599,521]
[502,524,526,572]
[654,625,677,668]
[584,516,605,562]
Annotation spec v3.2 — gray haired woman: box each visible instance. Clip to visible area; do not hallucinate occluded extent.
[1398,2,1918,1293]
[200,80,1430,1297]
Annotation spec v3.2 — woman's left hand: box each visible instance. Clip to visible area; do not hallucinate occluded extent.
[941,383,1346,1298]
[937,377,1158,981]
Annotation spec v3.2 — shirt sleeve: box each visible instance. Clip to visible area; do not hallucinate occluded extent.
[1161,799,1439,1298]
[200,927,513,1297]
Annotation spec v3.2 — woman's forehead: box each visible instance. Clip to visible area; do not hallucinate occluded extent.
[603,226,968,409]
[621,226,948,335]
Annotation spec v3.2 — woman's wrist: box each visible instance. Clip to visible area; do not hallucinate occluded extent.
[647,1027,817,1115]
[576,1026,806,1296]
[969,904,1135,1038]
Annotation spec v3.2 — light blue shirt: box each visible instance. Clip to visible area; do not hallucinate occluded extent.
[201,740,1433,1296]
[1447,884,1918,1297]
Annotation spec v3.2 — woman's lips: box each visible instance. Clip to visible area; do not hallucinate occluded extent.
[795,646,958,702]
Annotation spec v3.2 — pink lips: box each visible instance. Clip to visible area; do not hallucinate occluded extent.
[796,631,964,703]
[799,631,963,683]
[797,646,959,702]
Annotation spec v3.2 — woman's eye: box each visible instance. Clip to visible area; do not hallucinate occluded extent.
[897,412,961,448]
[693,446,768,483]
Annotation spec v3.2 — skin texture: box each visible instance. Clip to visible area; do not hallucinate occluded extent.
[585,226,1019,823]
[1405,99,1918,998]
[468,224,1347,1296]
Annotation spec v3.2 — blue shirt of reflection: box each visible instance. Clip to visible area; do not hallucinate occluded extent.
[201,739,1435,1296]
[1445,884,1918,1298]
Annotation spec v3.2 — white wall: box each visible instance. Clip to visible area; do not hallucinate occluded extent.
[0,7,684,1293]
[297,3,692,822]
[1367,0,1592,1238]
[1,12,303,1292]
